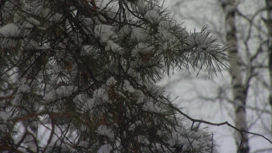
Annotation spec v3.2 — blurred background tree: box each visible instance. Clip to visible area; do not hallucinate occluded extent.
[166,0,272,152]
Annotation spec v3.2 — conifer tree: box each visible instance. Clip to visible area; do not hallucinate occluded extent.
[0,0,227,152]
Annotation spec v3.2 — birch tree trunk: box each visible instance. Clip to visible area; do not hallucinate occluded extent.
[265,0,272,135]
[221,0,249,152]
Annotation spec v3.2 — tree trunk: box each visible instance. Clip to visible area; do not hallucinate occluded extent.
[265,0,272,135]
[221,0,249,153]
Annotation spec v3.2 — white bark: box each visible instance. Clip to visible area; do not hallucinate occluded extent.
[222,0,249,152]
